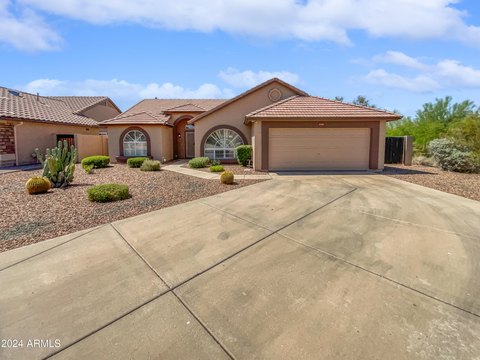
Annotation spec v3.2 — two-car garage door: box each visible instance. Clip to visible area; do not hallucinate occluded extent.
[268,128,370,171]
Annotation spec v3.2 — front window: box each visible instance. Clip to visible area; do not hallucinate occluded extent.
[204,128,244,160]
[123,130,147,157]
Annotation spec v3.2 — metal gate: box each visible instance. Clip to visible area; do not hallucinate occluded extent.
[56,134,75,148]
[385,137,404,164]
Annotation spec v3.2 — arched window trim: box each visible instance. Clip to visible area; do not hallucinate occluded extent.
[202,126,247,160]
[119,127,151,157]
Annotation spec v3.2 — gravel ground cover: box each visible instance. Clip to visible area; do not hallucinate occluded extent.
[0,164,266,252]
[384,164,480,202]
[182,163,267,175]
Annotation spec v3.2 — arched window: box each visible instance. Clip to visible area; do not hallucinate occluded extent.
[123,130,147,157]
[204,128,244,160]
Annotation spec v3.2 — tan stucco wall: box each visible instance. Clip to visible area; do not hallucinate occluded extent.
[193,82,300,157]
[14,121,98,165]
[378,120,386,170]
[81,103,121,122]
[75,134,108,160]
[107,125,173,163]
[252,121,263,170]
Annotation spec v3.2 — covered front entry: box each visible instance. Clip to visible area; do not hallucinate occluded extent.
[268,128,371,171]
[173,117,194,159]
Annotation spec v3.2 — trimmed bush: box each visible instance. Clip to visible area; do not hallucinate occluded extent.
[81,155,110,169]
[83,164,94,174]
[210,165,224,172]
[236,145,252,166]
[428,138,478,173]
[87,183,130,202]
[127,157,148,168]
[25,177,51,195]
[188,157,210,168]
[140,159,161,172]
[220,171,234,184]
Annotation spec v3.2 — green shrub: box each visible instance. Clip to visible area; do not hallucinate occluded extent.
[188,157,210,168]
[211,159,221,166]
[236,145,252,166]
[140,159,161,171]
[83,164,94,174]
[127,157,148,168]
[87,183,130,202]
[81,155,110,169]
[220,171,234,184]
[210,165,224,172]
[428,138,478,173]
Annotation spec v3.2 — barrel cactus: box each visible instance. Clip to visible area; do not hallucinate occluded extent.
[25,177,51,195]
[220,171,234,184]
[34,140,77,188]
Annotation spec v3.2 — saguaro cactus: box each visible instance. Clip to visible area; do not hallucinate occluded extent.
[34,140,78,188]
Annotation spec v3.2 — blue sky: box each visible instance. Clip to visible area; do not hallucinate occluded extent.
[1,0,479,116]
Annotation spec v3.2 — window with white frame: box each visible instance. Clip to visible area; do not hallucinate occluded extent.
[204,128,244,160]
[123,130,147,157]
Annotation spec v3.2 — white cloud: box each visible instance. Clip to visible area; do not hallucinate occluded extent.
[360,51,480,92]
[372,51,429,71]
[218,68,300,88]
[21,78,234,110]
[436,60,480,88]
[364,69,440,92]
[0,0,60,51]
[12,0,480,48]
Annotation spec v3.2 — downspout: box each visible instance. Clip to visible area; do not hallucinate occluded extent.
[13,121,24,166]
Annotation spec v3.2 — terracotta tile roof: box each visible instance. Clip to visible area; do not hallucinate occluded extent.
[0,87,98,126]
[101,111,170,125]
[189,78,308,124]
[164,104,206,112]
[47,96,117,114]
[245,96,402,122]
[103,99,226,126]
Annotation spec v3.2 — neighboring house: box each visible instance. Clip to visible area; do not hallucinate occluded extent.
[0,87,121,166]
[104,78,401,171]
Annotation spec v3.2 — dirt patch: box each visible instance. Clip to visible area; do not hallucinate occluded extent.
[0,164,266,252]
[384,164,480,202]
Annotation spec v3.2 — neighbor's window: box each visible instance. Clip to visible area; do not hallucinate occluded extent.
[123,130,147,157]
[204,128,244,160]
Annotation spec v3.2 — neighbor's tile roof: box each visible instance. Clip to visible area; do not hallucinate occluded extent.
[102,99,226,125]
[245,96,402,121]
[48,96,113,114]
[0,87,99,126]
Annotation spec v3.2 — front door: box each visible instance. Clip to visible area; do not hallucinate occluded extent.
[185,132,195,158]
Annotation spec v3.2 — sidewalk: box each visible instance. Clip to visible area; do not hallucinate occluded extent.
[0,164,42,175]
[163,161,272,180]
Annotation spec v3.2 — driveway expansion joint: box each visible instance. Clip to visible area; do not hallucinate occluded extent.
[111,222,236,360]
[0,225,102,273]
[281,233,480,319]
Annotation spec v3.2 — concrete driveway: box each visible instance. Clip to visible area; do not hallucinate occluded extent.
[1,174,479,359]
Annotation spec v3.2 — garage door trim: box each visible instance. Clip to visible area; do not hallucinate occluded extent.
[261,121,379,171]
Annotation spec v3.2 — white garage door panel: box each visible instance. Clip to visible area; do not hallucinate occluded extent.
[269,128,370,171]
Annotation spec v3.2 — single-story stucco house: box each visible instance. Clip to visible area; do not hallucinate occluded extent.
[103,78,401,171]
[0,87,121,166]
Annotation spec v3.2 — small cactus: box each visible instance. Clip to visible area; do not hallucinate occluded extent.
[25,177,51,195]
[220,171,234,184]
